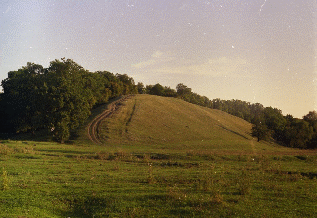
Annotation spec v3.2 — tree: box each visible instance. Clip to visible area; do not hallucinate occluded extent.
[45,58,94,142]
[212,98,223,110]
[303,111,317,132]
[282,118,313,148]
[176,83,192,99]
[145,85,153,94]
[250,103,264,123]
[137,82,146,94]
[163,86,177,97]
[303,111,317,148]
[262,107,286,142]
[202,96,212,108]
[251,120,271,142]
[82,73,111,106]
[1,59,101,142]
[1,63,46,133]
[97,71,123,98]
[149,83,165,96]
[116,74,137,94]
[303,111,317,123]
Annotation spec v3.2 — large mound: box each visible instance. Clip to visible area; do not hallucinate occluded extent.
[94,95,261,151]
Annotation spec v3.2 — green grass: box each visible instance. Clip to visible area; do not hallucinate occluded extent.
[1,95,317,217]
[0,140,317,217]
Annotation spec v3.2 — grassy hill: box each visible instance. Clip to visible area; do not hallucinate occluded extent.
[92,94,296,155]
[100,94,252,143]
[0,94,316,217]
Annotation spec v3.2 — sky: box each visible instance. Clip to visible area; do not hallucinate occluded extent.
[0,0,316,118]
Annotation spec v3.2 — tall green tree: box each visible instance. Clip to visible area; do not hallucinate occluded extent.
[149,83,165,96]
[303,111,317,148]
[137,82,146,94]
[116,74,137,95]
[282,117,313,148]
[1,62,46,133]
[45,58,94,142]
[251,119,271,142]
[262,107,286,142]
[162,86,177,97]
[176,83,192,100]
[97,71,124,98]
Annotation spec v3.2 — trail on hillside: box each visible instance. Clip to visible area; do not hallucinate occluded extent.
[250,138,257,156]
[87,95,133,144]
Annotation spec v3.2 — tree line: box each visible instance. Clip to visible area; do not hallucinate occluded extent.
[140,82,317,149]
[210,98,317,149]
[1,59,316,149]
[0,58,137,142]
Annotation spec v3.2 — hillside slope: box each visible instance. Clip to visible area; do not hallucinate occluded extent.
[90,94,285,154]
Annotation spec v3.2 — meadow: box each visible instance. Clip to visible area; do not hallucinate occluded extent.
[0,95,316,217]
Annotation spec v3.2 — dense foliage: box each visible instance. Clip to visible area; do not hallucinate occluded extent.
[211,100,316,149]
[0,58,137,142]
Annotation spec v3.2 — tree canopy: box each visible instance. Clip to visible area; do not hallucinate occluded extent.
[0,58,137,142]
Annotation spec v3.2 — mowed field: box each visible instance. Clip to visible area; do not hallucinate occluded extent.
[0,95,316,217]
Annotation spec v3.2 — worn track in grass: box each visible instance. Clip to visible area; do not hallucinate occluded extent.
[87,95,133,144]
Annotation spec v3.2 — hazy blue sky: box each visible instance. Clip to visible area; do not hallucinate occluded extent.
[0,0,316,117]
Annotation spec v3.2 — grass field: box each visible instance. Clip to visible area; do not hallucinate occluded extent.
[1,95,317,217]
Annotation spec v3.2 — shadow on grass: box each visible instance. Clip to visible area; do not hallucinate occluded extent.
[60,196,115,218]
[59,195,155,218]
[0,130,53,142]
[219,125,249,140]
[36,149,90,155]
[58,192,235,218]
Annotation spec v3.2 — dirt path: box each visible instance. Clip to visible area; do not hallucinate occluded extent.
[87,95,133,144]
